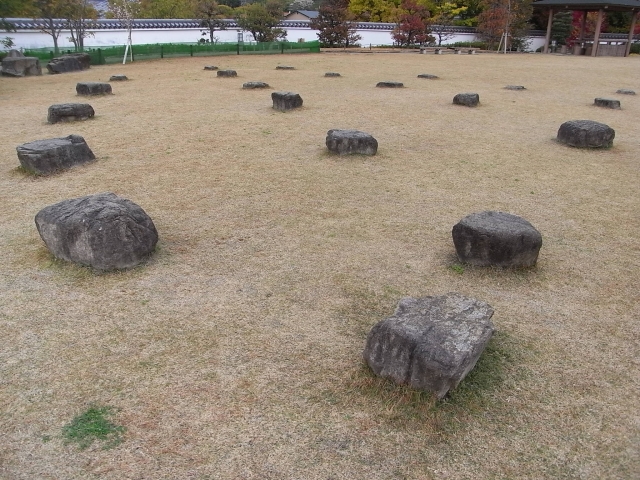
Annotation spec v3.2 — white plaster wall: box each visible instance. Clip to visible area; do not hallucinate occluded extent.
[8,25,542,51]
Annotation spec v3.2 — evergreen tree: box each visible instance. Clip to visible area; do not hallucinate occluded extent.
[235,0,287,42]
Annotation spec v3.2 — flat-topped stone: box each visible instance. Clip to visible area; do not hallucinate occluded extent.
[217,69,237,77]
[616,89,635,95]
[594,98,620,109]
[1,57,42,77]
[363,293,495,399]
[35,192,158,271]
[203,65,218,70]
[76,82,112,96]
[376,81,404,88]
[47,53,91,74]
[504,85,526,90]
[47,103,95,124]
[243,81,270,89]
[452,211,542,267]
[453,93,479,107]
[272,91,303,111]
[326,129,378,156]
[417,74,439,79]
[557,120,615,148]
[276,65,295,70]
[16,134,96,175]
[325,72,341,77]
[109,74,128,81]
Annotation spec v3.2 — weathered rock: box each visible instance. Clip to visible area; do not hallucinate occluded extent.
[276,65,295,70]
[453,93,479,107]
[7,49,24,58]
[35,192,158,271]
[217,70,237,77]
[504,85,526,90]
[452,211,542,267]
[594,98,620,109]
[1,57,42,77]
[325,72,341,77]
[272,91,303,111]
[46,53,91,74]
[243,81,270,89]
[47,103,95,124]
[109,74,128,81]
[557,120,615,148]
[363,293,495,399]
[76,82,112,96]
[16,134,96,175]
[326,129,378,156]
[203,65,218,70]
[616,89,635,95]
[417,74,439,79]
[376,81,404,88]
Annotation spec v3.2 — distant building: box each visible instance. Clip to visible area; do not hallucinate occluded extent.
[284,10,319,21]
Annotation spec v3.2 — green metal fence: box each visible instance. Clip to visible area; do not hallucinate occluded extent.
[24,40,321,65]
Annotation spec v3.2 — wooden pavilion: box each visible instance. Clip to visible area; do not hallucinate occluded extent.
[533,0,640,56]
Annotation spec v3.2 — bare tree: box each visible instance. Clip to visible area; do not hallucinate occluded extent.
[66,0,98,51]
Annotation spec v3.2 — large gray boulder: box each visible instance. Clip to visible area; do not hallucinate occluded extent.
[109,74,128,81]
[46,53,91,74]
[453,93,479,107]
[363,293,495,399]
[417,74,439,79]
[217,69,237,77]
[276,65,295,70]
[557,120,615,148]
[452,211,542,268]
[47,103,95,124]
[76,82,112,96]
[1,57,42,77]
[326,129,378,156]
[616,89,635,95]
[35,192,158,271]
[16,135,96,175]
[272,91,303,111]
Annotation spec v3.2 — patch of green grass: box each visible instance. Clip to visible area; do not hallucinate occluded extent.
[450,264,464,274]
[14,165,40,177]
[62,406,125,450]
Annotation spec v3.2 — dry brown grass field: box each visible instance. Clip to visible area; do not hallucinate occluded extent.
[0,51,639,479]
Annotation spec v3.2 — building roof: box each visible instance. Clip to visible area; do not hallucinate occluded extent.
[533,0,640,11]
[285,10,320,19]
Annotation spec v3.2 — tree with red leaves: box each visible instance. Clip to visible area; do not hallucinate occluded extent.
[311,0,361,48]
[392,0,434,47]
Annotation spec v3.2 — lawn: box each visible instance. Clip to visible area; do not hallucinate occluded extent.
[0,51,638,479]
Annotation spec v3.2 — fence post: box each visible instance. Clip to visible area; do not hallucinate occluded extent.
[98,48,103,65]
[281,42,284,54]
[190,45,193,57]
[237,43,240,55]
[160,45,163,59]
